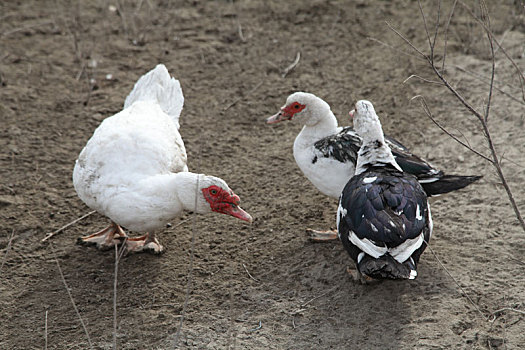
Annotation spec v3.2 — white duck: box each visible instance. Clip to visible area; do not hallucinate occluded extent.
[338,100,432,281]
[267,92,479,240]
[73,64,252,254]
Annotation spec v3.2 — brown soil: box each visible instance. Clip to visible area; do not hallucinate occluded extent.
[1,1,525,349]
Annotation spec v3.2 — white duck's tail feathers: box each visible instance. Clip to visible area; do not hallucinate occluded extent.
[124,64,184,129]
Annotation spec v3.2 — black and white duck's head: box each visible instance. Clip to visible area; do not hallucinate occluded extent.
[349,100,385,143]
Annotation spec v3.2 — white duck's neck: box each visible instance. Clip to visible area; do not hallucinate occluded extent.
[139,172,207,213]
[297,109,339,144]
[355,126,401,176]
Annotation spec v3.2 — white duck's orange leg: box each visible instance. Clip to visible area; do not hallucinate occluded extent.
[124,232,164,255]
[77,222,127,250]
[307,229,338,242]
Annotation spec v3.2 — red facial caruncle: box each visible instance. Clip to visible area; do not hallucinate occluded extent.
[202,185,252,223]
[266,101,306,124]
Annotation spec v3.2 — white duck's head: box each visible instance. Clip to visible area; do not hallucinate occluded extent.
[267,92,332,127]
[349,100,385,143]
[196,175,252,223]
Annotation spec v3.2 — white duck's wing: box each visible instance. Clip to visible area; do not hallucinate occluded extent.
[124,64,184,130]
[73,102,187,211]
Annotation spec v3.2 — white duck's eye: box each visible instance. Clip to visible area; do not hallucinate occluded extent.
[210,189,218,195]
[294,104,301,109]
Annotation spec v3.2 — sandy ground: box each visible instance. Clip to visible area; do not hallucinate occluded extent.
[1,0,525,349]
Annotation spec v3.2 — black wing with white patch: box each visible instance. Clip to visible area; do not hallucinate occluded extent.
[313,127,361,164]
[339,166,428,248]
[385,135,442,181]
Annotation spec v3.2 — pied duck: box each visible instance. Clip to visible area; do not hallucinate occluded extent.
[337,100,432,281]
[267,92,479,240]
[73,64,252,254]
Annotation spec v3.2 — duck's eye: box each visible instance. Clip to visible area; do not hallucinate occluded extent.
[294,104,300,109]
[211,189,218,195]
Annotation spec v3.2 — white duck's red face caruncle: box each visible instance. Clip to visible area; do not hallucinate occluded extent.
[266,101,306,124]
[202,185,252,223]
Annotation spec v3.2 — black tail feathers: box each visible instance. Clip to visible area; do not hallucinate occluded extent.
[421,174,482,197]
[359,254,417,280]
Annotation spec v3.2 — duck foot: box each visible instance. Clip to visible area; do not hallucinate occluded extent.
[307,229,338,242]
[123,233,164,255]
[346,266,375,285]
[77,222,127,250]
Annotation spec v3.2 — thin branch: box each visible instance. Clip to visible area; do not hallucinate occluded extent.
[1,20,55,37]
[113,244,121,350]
[173,174,200,348]
[425,241,488,320]
[480,0,496,124]
[411,95,493,163]
[52,244,93,349]
[385,21,428,59]
[451,64,525,106]
[442,0,458,73]
[431,0,442,55]
[42,210,96,242]
[458,0,525,102]
[403,74,444,85]
[367,37,426,62]
[223,81,264,112]
[241,263,259,282]
[300,286,338,309]
[1,229,16,273]
[392,2,525,234]
[44,310,48,350]
[417,0,433,58]
[492,307,525,316]
[282,51,301,78]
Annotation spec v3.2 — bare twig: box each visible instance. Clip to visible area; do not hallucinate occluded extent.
[299,286,337,310]
[425,241,488,320]
[385,21,427,59]
[432,1,441,53]
[1,20,55,37]
[52,244,93,348]
[367,37,426,62]
[492,307,525,316]
[42,210,96,242]
[241,263,258,282]
[238,23,246,42]
[480,0,496,124]
[391,2,525,233]
[442,0,458,72]
[403,75,443,85]
[282,52,301,78]
[248,320,262,332]
[223,81,263,111]
[44,310,48,350]
[173,174,200,348]
[113,244,122,350]
[1,229,16,273]
[411,95,492,163]
[451,65,525,106]
[457,0,525,102]
[417,0,432,57]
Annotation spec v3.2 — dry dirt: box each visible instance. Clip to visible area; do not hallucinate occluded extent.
[1,0,525,349]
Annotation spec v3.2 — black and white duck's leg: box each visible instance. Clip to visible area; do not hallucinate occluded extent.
[77,221,127,250]
[124,232,164,255]
[307,229,338,242]
[346,262,374,285]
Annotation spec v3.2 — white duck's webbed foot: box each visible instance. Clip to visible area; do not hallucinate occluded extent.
[77,222,128,250]
[124,233,164,255]
[307,229,338,242]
